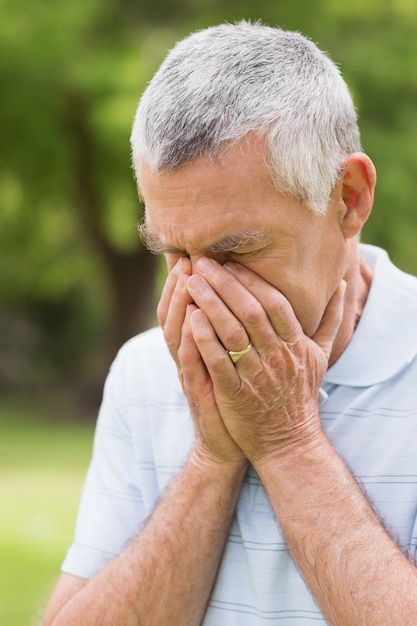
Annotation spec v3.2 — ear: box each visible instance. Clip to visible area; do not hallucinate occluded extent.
[337,153,376,239]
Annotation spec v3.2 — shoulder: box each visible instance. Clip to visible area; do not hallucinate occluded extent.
[327,246,417,386]
[111,326,177,383]
[102,326,182,414]
[117,326,171,361]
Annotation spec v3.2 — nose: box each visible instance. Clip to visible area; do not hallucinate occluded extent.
[189,252,227,273]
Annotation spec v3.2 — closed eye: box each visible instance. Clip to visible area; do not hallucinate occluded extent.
[228,247,263,258]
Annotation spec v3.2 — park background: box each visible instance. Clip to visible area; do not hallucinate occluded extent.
[1,0,417,623]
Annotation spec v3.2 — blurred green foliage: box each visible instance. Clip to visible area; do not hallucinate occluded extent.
[1,0,417,398]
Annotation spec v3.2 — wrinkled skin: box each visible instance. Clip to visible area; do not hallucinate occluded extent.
[158,254,346,467]
[139,137,375,468]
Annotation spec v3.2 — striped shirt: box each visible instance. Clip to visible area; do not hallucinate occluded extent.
[62,244,417,624]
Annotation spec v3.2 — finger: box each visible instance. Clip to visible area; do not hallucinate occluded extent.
[158,258,193,360]
[163,273,194,361]
[183,306,246,465]
[157,257,191,328]
[223,261,301,342]
[187,273,252,352]
[191,258,299,351]
[177,304,206,387]
[312,280,346,360]
[189,307,240,384]
[178,304,202,367]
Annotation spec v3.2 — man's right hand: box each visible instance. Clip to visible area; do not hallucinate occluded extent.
[157,257,247,468]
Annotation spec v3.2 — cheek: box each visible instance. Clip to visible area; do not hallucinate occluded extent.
[291,299,320,336]
[286,281,330,337]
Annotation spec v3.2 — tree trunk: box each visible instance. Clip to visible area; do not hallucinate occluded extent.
[65,87,160,388]
[104,246,160,361]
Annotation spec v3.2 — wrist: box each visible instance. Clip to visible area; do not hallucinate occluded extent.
[188,446,248,481]
[253,428,331,483]
[246,404,324,467]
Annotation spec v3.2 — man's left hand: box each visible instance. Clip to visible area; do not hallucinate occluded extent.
[186,258,345,464]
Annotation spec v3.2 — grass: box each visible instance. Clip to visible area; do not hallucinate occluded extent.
[0,395,95,626]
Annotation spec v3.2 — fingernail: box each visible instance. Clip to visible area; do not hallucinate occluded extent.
[195,257,215,274]
[177,273,188,290]
[187,274,206,292]
[224,262,241,275]
[172,258,184,275]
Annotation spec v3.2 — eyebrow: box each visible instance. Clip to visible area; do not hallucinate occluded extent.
[138,220,267,256]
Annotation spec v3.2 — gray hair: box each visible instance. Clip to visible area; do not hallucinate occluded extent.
[131,21,362,214]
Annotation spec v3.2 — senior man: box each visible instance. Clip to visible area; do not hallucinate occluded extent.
[42,21,417,625]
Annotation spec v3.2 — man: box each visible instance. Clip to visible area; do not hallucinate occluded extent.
[42,21,417,625]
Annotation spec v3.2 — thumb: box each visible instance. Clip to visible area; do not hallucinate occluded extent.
[312,280,346,360]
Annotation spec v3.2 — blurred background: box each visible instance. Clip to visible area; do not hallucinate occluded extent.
[1,0,417,623]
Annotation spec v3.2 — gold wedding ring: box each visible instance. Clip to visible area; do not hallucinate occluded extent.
[228,343,252,364]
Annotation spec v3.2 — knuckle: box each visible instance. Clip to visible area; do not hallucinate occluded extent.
[163,327,178,353]
[223,325,246,348]
[242,299,264,325]
[177,338,193,365]
[177,341,186,362]
[268,294,289,319]
[156,301,166,327]
[210,353,228,375]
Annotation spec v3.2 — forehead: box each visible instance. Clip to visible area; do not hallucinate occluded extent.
[137,140,280,251]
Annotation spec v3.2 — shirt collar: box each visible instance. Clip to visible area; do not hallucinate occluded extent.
[324,244,417,388]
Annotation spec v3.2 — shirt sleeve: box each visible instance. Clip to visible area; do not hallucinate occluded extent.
[61,343,147,579]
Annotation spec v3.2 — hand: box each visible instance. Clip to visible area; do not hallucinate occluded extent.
[186,258,345,464]
[157,258,246,468]
[157,257,193,368]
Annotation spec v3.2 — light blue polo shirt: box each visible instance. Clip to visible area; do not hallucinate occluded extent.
[62,244,417,624]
